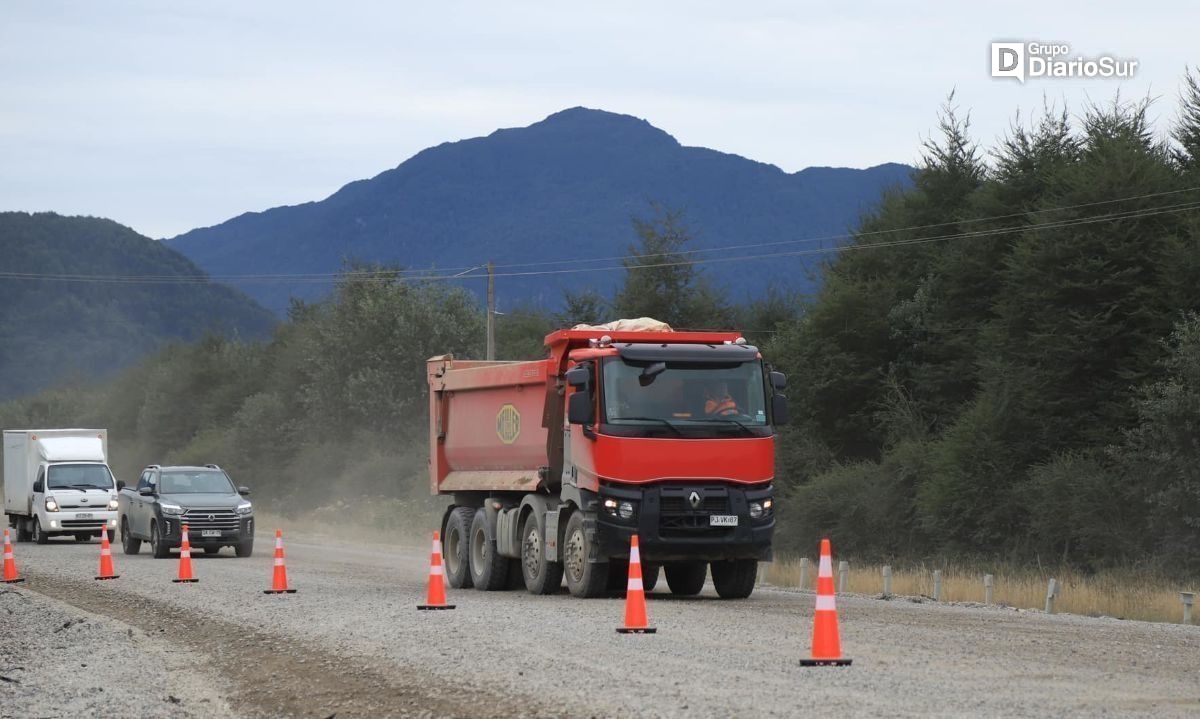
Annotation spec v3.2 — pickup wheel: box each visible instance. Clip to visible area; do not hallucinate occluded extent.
[121,518,141,555]
[443,506,474,589]
[235,539,253,558]
[520,512,563,595]
[710,559,757,599]
[468,509,508,590]
[150,521,171,558]
[562,511,608,598]
[665,561,708,596]
[32,517,49,545]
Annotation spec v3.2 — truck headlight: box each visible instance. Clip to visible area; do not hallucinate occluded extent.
[45,497,59,512]
[749,501,764,519]
[235,502,253,515]
[618,501,635,520]
[603,498,618,516]
[107,499,119,510]
[160,502,184,516]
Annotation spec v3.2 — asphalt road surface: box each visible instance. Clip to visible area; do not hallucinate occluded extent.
[2,533,1198,718]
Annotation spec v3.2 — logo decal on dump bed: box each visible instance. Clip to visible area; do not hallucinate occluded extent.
[496,404,521,444]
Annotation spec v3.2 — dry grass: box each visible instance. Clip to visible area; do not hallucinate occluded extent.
[765,555,1198,625]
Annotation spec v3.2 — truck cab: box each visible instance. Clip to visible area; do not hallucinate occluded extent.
[4,429,119,544]
[117,464,255,558]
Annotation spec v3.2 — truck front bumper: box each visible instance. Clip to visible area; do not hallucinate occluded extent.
[594,482,774,562]
[40,510,118,535]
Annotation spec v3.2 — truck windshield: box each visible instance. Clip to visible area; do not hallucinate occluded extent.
[602,358,769,435]
[160,470,235,494]
[47,464,115,490]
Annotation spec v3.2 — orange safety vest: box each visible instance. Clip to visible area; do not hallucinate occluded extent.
[705,396,738,416]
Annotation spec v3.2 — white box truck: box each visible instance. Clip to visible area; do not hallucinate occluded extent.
[3,429,119,544]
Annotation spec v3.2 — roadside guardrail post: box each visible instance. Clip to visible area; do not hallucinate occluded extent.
[882,565,892,598]
[838,560,848,594]
[798,557,809,590]
[984,574,994,605]
[1181,592,1195,624]
[1045,578,1058,614]
[932,569,942,602]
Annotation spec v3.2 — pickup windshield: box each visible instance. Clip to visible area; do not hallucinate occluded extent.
[47,464,114,490]
[160,470,235,494]
[602,358,770,437]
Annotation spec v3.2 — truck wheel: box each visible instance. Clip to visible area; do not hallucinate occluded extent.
[150,521,171,558]
[443,506,474,589]
[469,509,508,590]
[33,517,49,545]
[520,512,563,595]
[664,561,707,596]
[121,518,141,555]
[235,540,254,558]
[642,562,661,592]
[562,511,608,598]
[16,518,32,543]
[710,559,757,599]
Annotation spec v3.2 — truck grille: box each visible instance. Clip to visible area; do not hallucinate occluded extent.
[657,486,734,539]
[61,519,106,528]
[180,508,240,531]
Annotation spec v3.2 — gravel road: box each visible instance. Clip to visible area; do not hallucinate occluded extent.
[3,532,1198,718]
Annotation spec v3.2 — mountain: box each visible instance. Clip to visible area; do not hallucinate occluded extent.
[167,107,913,312]
[0,212,276,399]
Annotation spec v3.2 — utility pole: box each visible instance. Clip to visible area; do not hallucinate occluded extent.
[486,260,495,360]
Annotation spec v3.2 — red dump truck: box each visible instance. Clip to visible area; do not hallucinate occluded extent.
[427,322,788,599]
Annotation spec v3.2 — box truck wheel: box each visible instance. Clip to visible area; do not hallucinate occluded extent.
[443,506,474,589]
[33,517,49,545]
[469,509,509,590]
[710,559,757,599]
[520,512,563,595]
[665,561,707,596]
[16,518,33,543]
[563,512,608,598]
[121,518,141,555]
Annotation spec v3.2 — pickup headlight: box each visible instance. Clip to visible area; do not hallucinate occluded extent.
[235,502,253,515]
[107,499,119,510]
[45,497,59,512]
[160,502,184,516]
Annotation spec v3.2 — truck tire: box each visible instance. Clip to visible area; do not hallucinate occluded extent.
[562,511,608,598]
[469,509,508,590]
[642,562,661,592]
[121,518,141,555]
[33,517,49,545]
[150,521,171,558]
[16,518,32,543]
[443,506,475,589]
[664,561,707,596]
[710,559,757,599]
[520,512,563,595]
[235,539,254,558]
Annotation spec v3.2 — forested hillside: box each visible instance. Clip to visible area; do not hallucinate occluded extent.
[0,213,276,399]
[3,76,1199,573]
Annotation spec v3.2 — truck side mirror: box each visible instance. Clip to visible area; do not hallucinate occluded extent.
[138,486,154,497]
[567,391,595,425]
[238,486,251,496]
[565,366,591,388]
[769,371,787,390]
[32,479,44,493]
[771,394,790,426]
[116,480,125,491]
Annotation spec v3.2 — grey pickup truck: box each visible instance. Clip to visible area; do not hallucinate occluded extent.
[117,464,255,558]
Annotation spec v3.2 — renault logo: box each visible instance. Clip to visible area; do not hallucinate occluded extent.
[208,514,216,522]
[688,491,701,509]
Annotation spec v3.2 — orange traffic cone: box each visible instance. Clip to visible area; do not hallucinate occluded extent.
[417,530,454,610]
[800,538,852,666]
[616,535,656,634]
[95,527,119,580]
[172,524,198,583]
[263,529,297,594]
[2,528,24,584]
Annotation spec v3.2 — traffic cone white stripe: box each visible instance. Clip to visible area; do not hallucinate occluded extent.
[818,554,832,576]
[432,539,442,554]
[630,545,640,563]
[815,595,837,611]
[430,564,444,576]
[274,557,284,566]
[627,577,643,591]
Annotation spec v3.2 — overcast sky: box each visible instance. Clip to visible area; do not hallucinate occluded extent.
[1,1,1195,239]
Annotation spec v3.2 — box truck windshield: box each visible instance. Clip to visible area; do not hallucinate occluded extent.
[47,464,115,490]
[602,359,769,431]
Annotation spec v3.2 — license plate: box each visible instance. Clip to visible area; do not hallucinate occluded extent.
[709,515,738,527]
[201,529,221,537]
[75,513,93,519]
